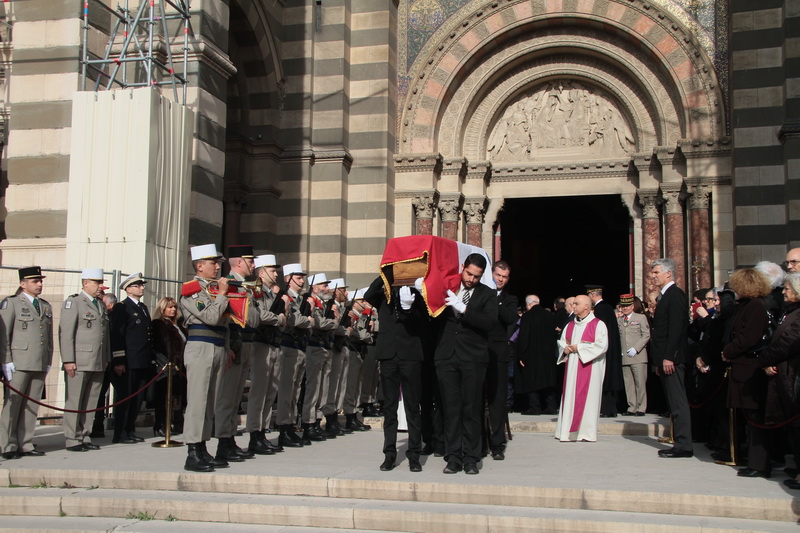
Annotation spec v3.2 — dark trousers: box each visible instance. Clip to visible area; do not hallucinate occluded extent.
[436,358,487,466]
[379,356,422,460]
[420,360,444,453]
[659,364,692,452]
[601,390,618,416]
[528,388,558,413]
[111,368,152,437]
[485,356,508,453]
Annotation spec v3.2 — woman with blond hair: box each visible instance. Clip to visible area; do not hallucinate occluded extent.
[151,296,188,437]
[722,268,774,478]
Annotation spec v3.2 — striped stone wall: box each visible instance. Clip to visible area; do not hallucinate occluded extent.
[730,1,798,264]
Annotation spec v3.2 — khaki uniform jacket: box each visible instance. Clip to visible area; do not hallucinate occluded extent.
[180,278,230,330]
[617,311,650,365]
[0,294,54,371]
[59,292,111,372]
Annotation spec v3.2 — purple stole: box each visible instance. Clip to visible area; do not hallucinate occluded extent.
[563,317,601,433]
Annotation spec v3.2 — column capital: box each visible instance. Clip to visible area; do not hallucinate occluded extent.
[223,189,247,212]
[660,185,685,215]
[411,191,439,219]
[637,189,661,219]
[688,184,711,210]
[463,197,489,225]
[438,193,464,223]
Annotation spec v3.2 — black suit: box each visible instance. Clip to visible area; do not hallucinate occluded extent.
[110,298,154,439]
[650,283,692,451]
[435,282,498,466]
[486,290,518,453]
[364,277,427,462]
[593,299,623,415]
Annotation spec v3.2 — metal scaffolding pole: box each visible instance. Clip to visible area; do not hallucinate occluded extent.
[80,0,191,104]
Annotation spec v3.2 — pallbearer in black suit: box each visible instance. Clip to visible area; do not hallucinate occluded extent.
[436,254,498,475]
[109,273,153,444]
[586,285,623,418]
[364,275,427,473]
[486,260,518,460]
[650,258,692,458]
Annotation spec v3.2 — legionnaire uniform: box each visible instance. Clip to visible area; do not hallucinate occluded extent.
[0,266,54,458]
[109,273,153,444]
[322,278,349,437]
[246,254,286,455]
[342,288,373,431]
[302,273,337,442]
[60,268,111,451]
[360,314,381,416]
[180,244,230,472]
[276,263,313,448]
[617,294,650,416]
[214,245,259,463]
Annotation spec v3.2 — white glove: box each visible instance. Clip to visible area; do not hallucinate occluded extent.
[2,362,16,382]
[445,290,467,315]
[399,286,415,310]
[626,348,637,358]
[414,277,424,292]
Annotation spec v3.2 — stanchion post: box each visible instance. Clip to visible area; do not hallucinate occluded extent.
[152,362,183,448]
[715,407,739,466]
[658,415,675,444]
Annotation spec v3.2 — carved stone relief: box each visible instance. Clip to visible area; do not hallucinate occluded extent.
[487,80,636,163]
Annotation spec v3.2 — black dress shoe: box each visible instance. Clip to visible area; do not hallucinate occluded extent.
[599,413,617,418]
[783,479,800,489]
[83,443,101,450]
[491,451,505,461]
[128,433,144,443]
[443,461,462,474]
[433,450,444,457]
[20,449,45,457]
[464,463,479,475]
[2,451,19,459]
[380,457,395,471]
[658,448,693,458]
[737,467,770,478]
[635,412,646,416]
[421,444,435,456]
[621,411,637,416]
[67,445,88,452]
[520,408,541,416]
[409,458,422,472]
[112,436,136,444]
[784,467,798,478]
[153,428,166,438]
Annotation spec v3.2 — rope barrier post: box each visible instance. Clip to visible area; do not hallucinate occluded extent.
[715,406,739,466]
[658,415,674,444]
[153,362,183,448]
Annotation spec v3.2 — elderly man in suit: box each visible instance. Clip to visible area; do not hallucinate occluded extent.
[617,294,650,416]
[60,268,111,452]
[436,253,498,475]
[0,266,54,458]
[109,273,153,444]
[651,258,692,458]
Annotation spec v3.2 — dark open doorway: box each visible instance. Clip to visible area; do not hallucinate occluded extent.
[497,195,632,308]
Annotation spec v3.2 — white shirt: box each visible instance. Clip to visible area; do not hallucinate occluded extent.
[660,281,675,295]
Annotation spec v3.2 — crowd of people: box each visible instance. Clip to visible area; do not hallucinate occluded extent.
[0,244,799,485]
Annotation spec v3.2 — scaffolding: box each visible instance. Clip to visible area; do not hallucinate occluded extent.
[81,0,192,104]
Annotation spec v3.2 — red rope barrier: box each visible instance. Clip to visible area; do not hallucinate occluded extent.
[0,366,166,414]
[742,409,800,430]
[688,373,728,409]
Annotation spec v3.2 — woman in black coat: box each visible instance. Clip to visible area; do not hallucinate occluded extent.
[722,268,774,478]
[760,273,800,489]
[151,297,187,436]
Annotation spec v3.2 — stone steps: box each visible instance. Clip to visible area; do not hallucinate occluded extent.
[0,486,794,533]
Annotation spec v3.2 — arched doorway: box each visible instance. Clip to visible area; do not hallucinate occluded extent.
[497,194,631,306]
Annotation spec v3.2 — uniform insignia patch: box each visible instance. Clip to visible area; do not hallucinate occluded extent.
[196,301,206,311]
[64,301,73,309]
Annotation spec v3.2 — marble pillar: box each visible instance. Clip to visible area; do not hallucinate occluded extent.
[412,193,437,236]
[439,194,463,241]
[463,198,488,248]
[638,191,661,307]
[662,187,686,291]
[689,185,712,292]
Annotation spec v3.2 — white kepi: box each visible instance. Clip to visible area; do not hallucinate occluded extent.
[81,268,104,281]
[190,244,223,261]
[254,254,279,269]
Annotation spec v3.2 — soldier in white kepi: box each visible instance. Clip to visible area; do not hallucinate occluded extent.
[0,266,54,459]
[60,268,111,452]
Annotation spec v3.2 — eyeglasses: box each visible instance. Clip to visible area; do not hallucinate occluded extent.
[784,260,800,267]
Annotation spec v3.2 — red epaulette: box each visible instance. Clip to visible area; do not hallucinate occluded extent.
[253,287,264,298]
[181,280,202,297]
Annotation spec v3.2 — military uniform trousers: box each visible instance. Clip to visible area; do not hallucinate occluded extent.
[0,370,45,453]
[246,342,282,432]
[302,345,331,424]
[334,348,350,412]
[343,349,363,415]
[215,341,253,438]
[276,345,306,426]
[63,370,104,447]
[359,347,380,405]
[183,340,226,444]
[322,346,348,416]
[622,363,648,413]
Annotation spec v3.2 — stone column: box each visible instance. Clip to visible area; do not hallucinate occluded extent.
[463,197,489,247]
[638,190,662,306]
[412,192,438,236]
[438,193,463,241]
[688,184,712,291]
[661,186,687,291]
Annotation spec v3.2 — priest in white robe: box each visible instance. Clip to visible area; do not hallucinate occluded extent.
[555,295,609,442]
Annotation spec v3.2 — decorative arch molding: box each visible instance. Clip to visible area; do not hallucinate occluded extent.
[399,0,724,154]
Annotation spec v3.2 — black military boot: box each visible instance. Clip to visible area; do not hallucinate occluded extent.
[216,437,245,462]
[262,430,284,452]
[248,431,275,455]
[362,403,381,417]
[324,414,344,438]
[198,441,229,468]
[279,425,303,448]
[313,420,329,440]
[185,444,214,472]
[346,413,371,431]
[229,436,255,459]
[301,423,320,443]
